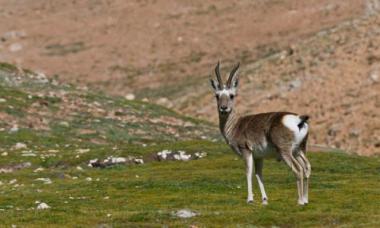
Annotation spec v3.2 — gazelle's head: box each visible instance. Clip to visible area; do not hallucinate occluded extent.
[210,62,240,115]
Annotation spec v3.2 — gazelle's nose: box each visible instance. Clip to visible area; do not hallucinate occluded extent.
[220,105,228,111]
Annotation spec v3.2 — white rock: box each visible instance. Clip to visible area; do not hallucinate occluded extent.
[9,179,17,184]
[77,149,90,154]
[88,158,98,167]
[9,125,19,133]
[173,209,198,218]
[157,150,172,160]
[36,202,50,210]
[125,93,135,101]
[174,151,191,161]
[134,158,144,164]
[14,142,27,150]
[33,167,45,173]
[0,98,6,103]
[1,152,8,156]
[9,43,23,52]
[35,178,52,184]
[194,152,207,159]
[86,177,92,181]
[369,70,379,83]
[76,166,83,171]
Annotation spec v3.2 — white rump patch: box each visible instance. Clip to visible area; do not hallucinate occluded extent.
[282,114,308,145]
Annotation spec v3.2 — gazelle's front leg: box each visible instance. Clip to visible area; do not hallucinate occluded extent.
[243,151,254,203]
[254,158,268,205]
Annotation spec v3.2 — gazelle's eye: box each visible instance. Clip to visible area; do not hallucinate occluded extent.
[230,94,235,99]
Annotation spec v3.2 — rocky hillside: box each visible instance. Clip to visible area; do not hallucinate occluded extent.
[0,63,218,155]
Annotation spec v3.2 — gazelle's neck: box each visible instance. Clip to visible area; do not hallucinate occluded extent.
[219,109,239,143]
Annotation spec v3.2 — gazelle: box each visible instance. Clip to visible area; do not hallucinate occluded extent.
[210,62,311,205]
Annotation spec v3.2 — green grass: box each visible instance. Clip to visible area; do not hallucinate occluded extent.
[0,140,379,227]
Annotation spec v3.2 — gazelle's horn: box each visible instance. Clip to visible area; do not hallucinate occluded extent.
[215,61,223,89]
[227,62,240,88]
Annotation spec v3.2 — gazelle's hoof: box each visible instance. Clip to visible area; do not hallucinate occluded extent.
[303,197,308,205]
[298,199,305,205]
[247,199,254,204]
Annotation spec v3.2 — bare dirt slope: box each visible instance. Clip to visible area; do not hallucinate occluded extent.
[0,0,379,155]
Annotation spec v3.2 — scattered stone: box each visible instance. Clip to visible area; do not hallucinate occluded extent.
[157,150,172,160]
[77,148,90,154]
[174,151,191,161]
[2,30,26,40]
[33,167,45,173]
[86,177,92,181]
[289,79,302,90]
[172,209,198,218]
[156,97,173,108]
[9,43,23,52]
[88,155,144,168]
[76,166,83,171]
[9,125,19,133]
[36,202,50,210]
[0,162,31,173]
[134,158,144,164]
[9,179,17,184]
[13,142,27,150]
[194,152,207,159]
[1,152,8,156]
[369,70,379,83]
[0,98,6,103]
[125,93,135,101]
[59,121,70,127]
[35,178,52,184]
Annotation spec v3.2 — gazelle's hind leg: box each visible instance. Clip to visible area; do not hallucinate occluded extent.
[254,158,268,205]
[299,152,311,204]
[281,151,305,205]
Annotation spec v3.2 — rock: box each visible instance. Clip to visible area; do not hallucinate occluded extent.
[9,179,17,184]
[59,121,70,127]
[9,125,19,133]
[194,152,207,159]
[369,70,379,83]
[289,79,302,90]
[134,158,144,164]
[1,152,8,156]
[33,167,44,173]
[9,43,23,52]
[36,202,50,210]
[2,30,26,40]
[77,148,90,154]
[173,151,191,161]
[35,178,52,184]
[157,150,172,160]
[156,97,173,108]
[173,209,198,218]
[86,177,92,181]
[13,142,27,150]
[125,93,135,101]
[0,98,6,103]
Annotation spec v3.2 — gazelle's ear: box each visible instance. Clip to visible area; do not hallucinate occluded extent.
[210,78,219,91]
